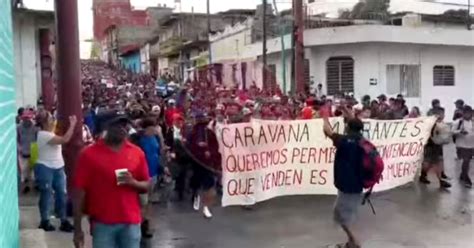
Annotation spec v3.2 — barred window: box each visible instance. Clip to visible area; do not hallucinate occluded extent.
[433,65,455,86]
[326,57,354,95]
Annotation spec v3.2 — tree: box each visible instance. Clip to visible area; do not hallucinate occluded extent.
[339,0,391,20]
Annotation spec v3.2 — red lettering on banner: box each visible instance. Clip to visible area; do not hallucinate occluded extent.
[308,148,317,164]
[310,170,328,185]
[291,148,301,163]
[299,148,308,164]
[261,169,303,191]
[227,178,255,196]
[384,161,421,181]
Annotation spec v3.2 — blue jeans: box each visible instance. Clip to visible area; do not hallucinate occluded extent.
[92,222,141,248]
[34,164,67,222]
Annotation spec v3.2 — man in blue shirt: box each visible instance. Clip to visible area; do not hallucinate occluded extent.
[322,106,364,248]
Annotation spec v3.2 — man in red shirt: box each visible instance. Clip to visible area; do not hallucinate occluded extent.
[73,115,150,248]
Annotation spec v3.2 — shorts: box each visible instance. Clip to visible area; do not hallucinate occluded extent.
[333,191,362,226]
[424,144,443,164]
[190,163,216,191]
[139,176,158,206]
[457,148,474,161]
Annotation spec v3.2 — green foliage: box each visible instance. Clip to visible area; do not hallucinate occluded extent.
[339,0,391,20]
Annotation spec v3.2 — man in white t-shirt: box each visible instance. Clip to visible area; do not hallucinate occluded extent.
[35,112,77,232]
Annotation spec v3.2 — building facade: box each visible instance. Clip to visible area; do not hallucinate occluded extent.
[156,11,254,81]
[211,13,474,117]
[120,49,141,73]
[92,0,148,41]
[12,8,55,108]
[0,1,20,247]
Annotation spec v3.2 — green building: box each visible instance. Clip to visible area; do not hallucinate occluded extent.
[0,0,20,247]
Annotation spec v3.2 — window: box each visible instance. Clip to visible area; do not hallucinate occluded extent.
[386,65,420,97]
[433,65,455,86]
[326,57,354,95]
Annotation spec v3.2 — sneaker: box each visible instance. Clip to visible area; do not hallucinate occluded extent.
[193,195,200,211]
[441,172,450,180]
[59,221,74,233]
[464,177,473,189]
[439,180,452,189]
[203,206,213,219]
[141,220,154,239]
[38,221,56,232]
[419,176,431,184]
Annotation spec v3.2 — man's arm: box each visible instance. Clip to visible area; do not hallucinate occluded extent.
[451,119,463,135]
[323,116,334,137]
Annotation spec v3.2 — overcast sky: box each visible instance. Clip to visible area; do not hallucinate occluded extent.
[22,0,469,58]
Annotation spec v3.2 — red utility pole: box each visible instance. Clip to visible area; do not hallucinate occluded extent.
[294,0,305,93]
[262,0,268,91]
[54,0,84,191]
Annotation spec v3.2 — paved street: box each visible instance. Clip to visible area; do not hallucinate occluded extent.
[20,145,474,248]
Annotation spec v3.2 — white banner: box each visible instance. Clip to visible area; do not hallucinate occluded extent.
[217,117,436,207]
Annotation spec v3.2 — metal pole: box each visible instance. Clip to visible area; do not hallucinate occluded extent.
[273,0,287,94]
[468,0,472,30]
[294,0,305,93]
[54,0,83,192]
[262,0,268,91]
[207,0,213,83]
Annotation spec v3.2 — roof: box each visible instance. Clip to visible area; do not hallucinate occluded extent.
[218,9,256,16]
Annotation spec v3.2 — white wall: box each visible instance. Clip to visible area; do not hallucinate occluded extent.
[13,16,40,108]
[13,12,54,108]
[307,43,474,117]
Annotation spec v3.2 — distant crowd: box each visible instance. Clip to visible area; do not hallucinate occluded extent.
[15,61,473,248]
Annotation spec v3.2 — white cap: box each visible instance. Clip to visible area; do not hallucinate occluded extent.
[242,107,252,116]
[151,105,161,113]
[168,99,176,105]
[216,104,225,111]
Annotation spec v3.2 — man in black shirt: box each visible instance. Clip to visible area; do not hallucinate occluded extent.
[322,107,364,248]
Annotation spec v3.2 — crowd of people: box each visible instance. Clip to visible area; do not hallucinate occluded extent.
[15,61,473,248]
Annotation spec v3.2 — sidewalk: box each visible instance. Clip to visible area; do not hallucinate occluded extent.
[19,193,91,248]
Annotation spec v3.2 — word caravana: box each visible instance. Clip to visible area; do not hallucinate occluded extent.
[220,123,310,149]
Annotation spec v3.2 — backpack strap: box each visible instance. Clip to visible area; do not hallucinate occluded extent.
[457,119,464,131]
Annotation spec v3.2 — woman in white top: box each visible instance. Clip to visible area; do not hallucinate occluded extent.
[35,112,77,232]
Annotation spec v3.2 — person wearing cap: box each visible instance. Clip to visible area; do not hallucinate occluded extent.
[73,115,150,248]
[169,113,190,201]
[165,99,180,127]
[322,105,364,248]
[427,99,442,116]
[453,99,465,121]
[188,112,218,218]
[130,117,166,238]
[35,112,77,232]
[377,94,389,115]
[17,110,39,194]
[419,107,452,189]
[452,105,474,188]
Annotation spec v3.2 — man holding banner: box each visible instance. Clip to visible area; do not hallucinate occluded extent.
[322,107,365,248]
